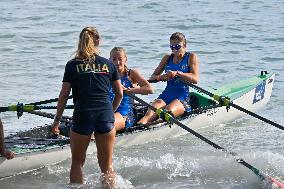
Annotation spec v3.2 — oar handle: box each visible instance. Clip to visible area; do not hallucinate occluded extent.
[0,107,8,113]
[147,79,159,83]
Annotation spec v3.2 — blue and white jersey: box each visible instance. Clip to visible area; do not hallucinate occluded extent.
[162,52,190,99]
[110,73,134,116]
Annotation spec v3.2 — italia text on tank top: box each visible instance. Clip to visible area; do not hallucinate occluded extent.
[110,71,134,115]
[164,52,191,95]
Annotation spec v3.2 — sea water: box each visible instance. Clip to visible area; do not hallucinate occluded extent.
[0,0,283,188]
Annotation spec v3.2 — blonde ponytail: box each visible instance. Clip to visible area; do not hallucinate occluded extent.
[75,27,100,61]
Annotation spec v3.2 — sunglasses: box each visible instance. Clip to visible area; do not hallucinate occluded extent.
[170,44,182,51]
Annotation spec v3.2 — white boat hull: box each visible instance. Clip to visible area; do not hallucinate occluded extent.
[0,73,275,179]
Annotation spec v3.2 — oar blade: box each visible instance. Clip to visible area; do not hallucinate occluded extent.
[267,176,284,189]
[0,107,8,113]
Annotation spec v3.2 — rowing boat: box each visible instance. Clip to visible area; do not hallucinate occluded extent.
[0,71,275,179]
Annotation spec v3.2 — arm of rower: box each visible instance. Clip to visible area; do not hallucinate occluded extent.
[51,82,71,134]
[150,55,170,81]
[128,69,154,95]
[177,53,199,84]
[54,82,71,122]
[112,80,123,112]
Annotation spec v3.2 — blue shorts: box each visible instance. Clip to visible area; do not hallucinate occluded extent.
[158,93,192,112]
[71,121,114,135]
[119,111,135,128]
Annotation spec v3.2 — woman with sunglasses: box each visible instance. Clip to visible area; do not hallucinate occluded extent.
[138,32,199,124]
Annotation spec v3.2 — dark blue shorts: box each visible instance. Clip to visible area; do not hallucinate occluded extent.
[120,111,135,128]
[158,93,192,112]
[122,113,134,128]
[71,121,114,135]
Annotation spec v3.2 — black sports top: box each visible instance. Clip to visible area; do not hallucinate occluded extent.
[63,55,119,123]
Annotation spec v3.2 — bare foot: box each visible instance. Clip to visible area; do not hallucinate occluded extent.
[101,168,116,189]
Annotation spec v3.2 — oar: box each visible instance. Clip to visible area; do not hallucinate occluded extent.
[22,79,157,106]
[1,79,157,115]
[126,92,284,188]
[28,110,72,123]
[0,104,74,112]
[26,95,73,105]
[0,103,74,118]
[180,79,284,131]
[1,78,155,114]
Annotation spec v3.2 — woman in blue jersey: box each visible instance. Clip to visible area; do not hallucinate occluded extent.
[109,47,153,131]
[138,32,199,124]
[51,27,123,187]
